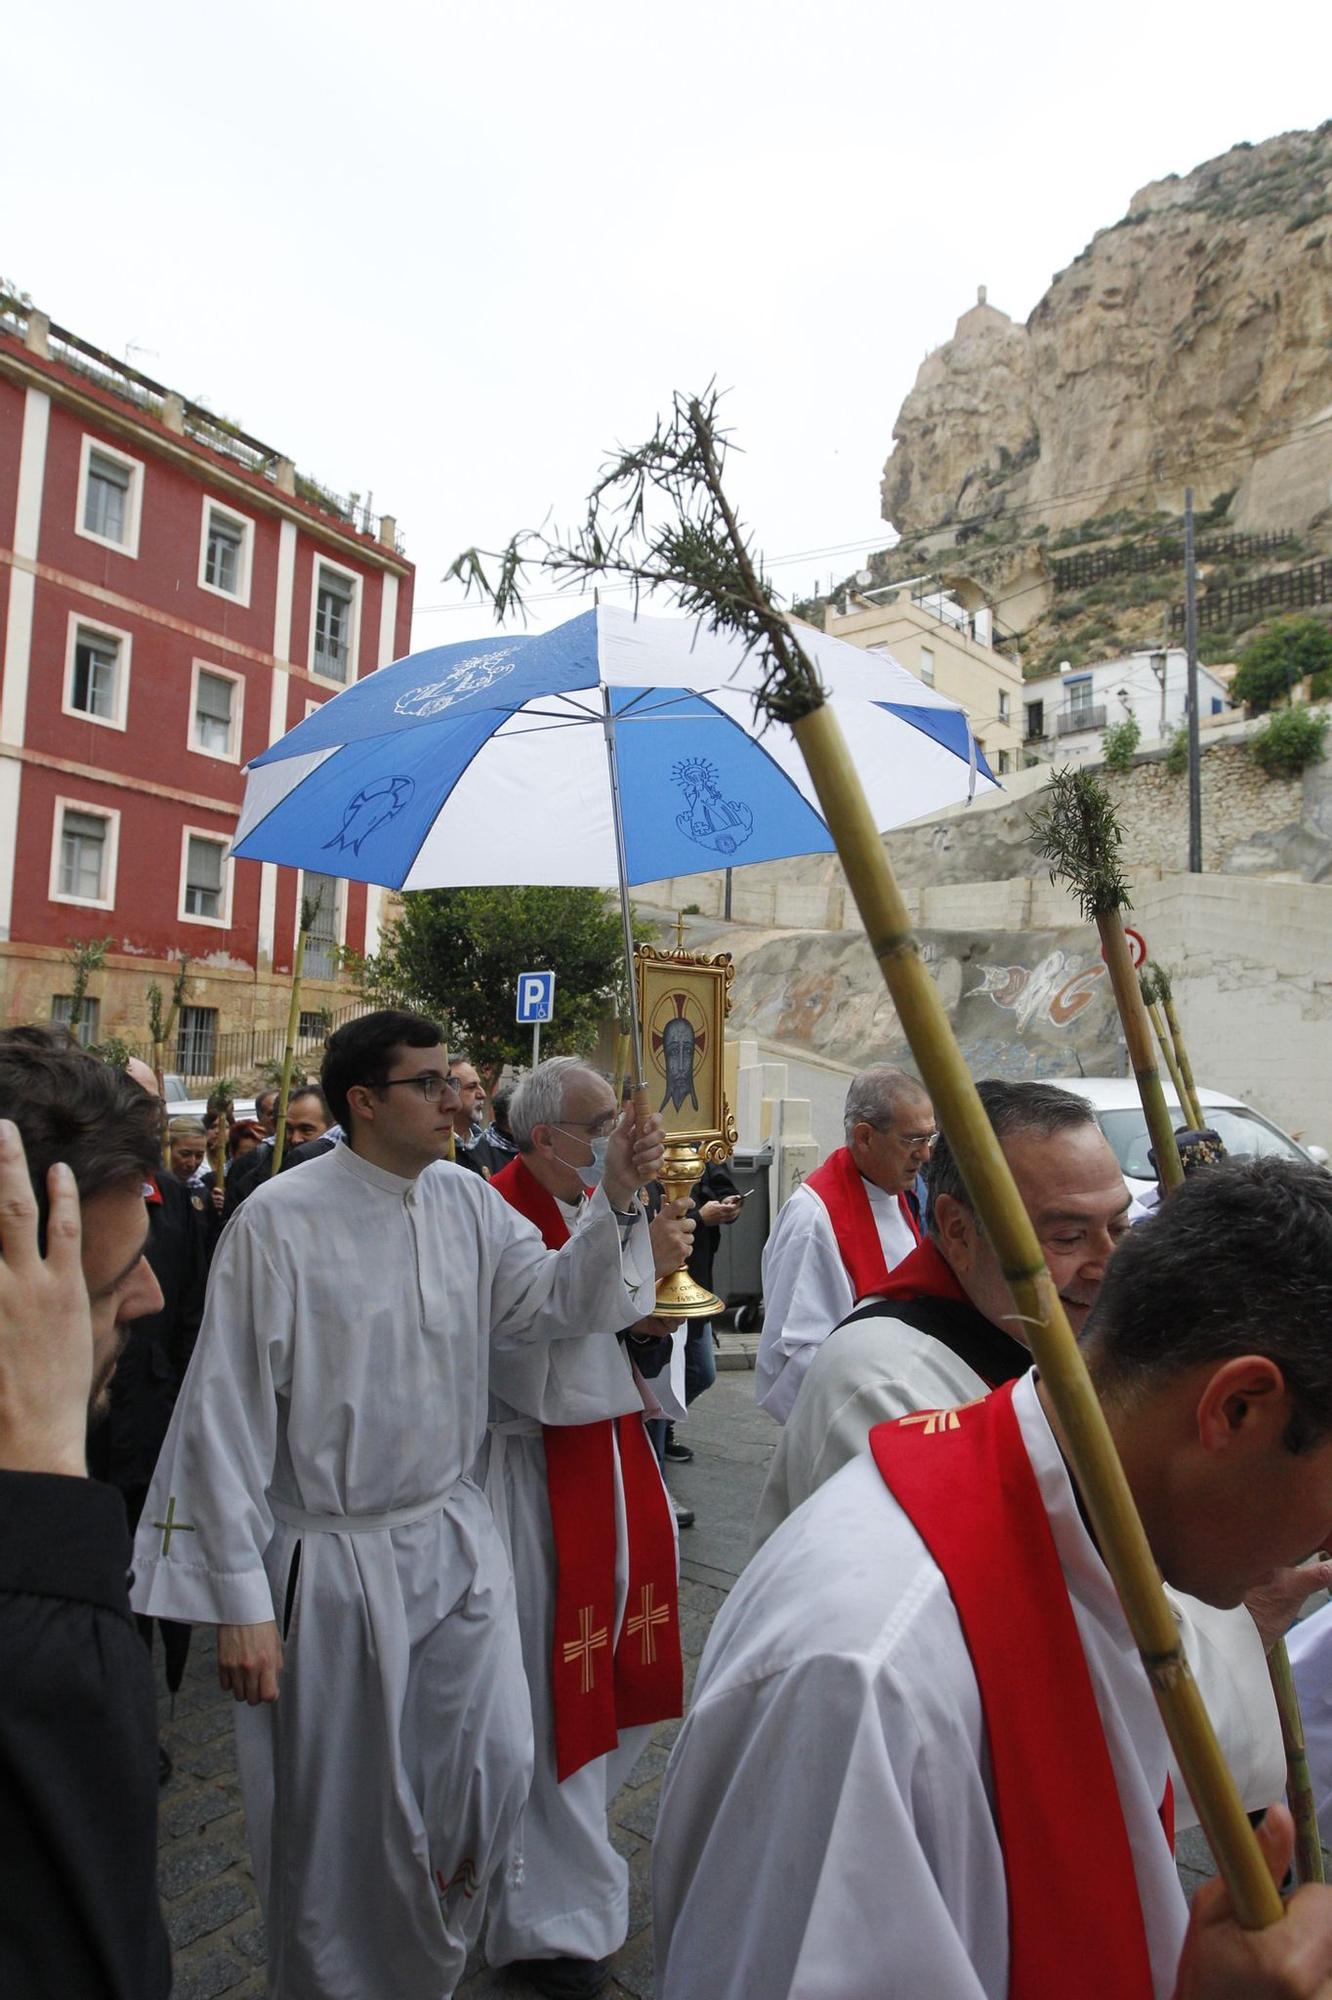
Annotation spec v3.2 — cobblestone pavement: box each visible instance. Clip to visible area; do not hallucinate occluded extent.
[156,1363,776,1999]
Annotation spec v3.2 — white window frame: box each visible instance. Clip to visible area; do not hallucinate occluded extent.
[75,434,144,558]
[298,868,347,978]
[49,796,120,911]
[197,496,255,606]
[308,556,362,687]
[918,646,936,687]
[62,611,132,732]
[998,690,1011,725]
[188,658,245,763]
[178,825,234,929]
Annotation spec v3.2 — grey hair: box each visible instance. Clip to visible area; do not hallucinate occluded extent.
[843,1065,927,1142]
[926,1079,1098,1233]
[510,1056,603,1151]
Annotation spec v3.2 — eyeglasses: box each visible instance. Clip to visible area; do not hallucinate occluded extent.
[554,1116,618,1139]
[377,1072,462,1104]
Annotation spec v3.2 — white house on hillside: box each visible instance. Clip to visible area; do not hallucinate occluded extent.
[1022,649,1231,762]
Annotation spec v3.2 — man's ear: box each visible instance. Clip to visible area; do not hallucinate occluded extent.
[932,1192,973,1267]
[345,1082,375,1125]
[1194,1354,1288,1455]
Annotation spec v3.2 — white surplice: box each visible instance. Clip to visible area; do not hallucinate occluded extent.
[751,1308,1283,1830]
[654,1372,1195,2000]
[481,1194,671,1966]
[1287,1602,1332,1843]
[755,1174,915,1423]
[131,1144,655,2000]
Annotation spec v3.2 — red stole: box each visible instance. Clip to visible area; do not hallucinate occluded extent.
[870,1382,1163,2000]
[875,1234,969,1307]
[804,1146,920,1301]
[489,1156,683,1780]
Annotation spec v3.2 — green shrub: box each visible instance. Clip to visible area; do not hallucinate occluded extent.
[1232,617,1332,713]
[1250,707,1329,779]
[1165,726,1189,777]
[1101,716,1141,773]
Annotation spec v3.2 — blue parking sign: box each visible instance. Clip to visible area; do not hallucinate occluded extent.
[516,970,556,1024]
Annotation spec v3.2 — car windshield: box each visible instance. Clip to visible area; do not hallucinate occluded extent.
[1097,1106,1309,1182]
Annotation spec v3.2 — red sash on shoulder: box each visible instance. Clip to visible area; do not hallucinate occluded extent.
[490,1156,683,1781]
[805,1146,920,1299]
[870,1382,1160,2000]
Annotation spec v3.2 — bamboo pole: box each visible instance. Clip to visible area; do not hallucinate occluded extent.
[1269,1636,1327,1885]
[1098,919,1184,1193]
[1159,975,1205,1129]
[271,924,310,1176]
[788,699,1282,1929]
[1147,994,1190,1117]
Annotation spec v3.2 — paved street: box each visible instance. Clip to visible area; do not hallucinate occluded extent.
[155,1363,776,2000]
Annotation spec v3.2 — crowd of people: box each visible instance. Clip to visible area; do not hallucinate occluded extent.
[7,1024,1332,1998]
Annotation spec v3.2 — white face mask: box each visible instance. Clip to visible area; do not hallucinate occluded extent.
[551,1132,610,1189]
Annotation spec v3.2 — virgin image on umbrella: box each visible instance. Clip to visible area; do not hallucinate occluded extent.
[232,602,996,900]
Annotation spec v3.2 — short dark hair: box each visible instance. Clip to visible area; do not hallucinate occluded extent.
[0,1025,161,1245]
[1085,1158,1332,1452]
[926,1079,1098,1234]
[287,1084,330,1119]
[321,1009,444,1129]
[255,1086,279,1117]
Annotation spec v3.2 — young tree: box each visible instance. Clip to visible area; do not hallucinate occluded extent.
[1232,616,1332,713]
[354,886,647,1081]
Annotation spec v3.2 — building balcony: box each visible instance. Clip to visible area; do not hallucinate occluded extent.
[1055,703,1106,736]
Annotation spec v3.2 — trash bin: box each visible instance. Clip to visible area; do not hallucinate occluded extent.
[711,1144,771,1328]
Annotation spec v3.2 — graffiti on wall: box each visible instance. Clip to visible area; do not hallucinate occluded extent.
[966,949,1107,1033]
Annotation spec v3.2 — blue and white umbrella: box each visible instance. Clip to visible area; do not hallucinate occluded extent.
[234,603,996,893]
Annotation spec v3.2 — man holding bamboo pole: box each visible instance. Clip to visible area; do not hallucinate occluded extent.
[655,1157,1332,1998]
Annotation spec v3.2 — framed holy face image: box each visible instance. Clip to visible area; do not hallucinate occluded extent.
[635,943,733,1147]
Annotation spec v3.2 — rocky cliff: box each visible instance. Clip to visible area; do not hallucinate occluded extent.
[880,125,1332,541]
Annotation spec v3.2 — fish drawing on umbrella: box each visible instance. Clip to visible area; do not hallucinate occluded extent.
[324,774,416,857]
[672,758,754,857]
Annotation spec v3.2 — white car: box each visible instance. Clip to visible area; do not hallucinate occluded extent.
[162,1073,258,1124]
[1037,1076,1328,1200]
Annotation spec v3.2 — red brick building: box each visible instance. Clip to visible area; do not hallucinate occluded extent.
[0,296,414,1073]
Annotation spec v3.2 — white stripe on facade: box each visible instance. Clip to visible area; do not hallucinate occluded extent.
[0,388,51,937]
[377,572,399,669]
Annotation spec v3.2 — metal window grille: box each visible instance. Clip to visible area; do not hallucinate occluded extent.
[314,569,354,681]
[194,671,234,756]
[302,872,340,978]
[84,452,129,542]
[59,810,108,900]
[205,512,244,593]
[176,1005,218,1077]
[71,630,119,719]
[50,994,101,1047]
[184,835,225,918]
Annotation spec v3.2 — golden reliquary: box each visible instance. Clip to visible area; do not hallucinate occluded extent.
[635,933,738,1320]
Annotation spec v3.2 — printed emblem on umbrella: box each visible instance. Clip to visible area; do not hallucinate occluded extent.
[393,649,517,716]
[672,757,754,856]
[323,775,416,856]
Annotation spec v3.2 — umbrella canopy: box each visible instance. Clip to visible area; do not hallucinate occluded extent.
[234,604,997,888]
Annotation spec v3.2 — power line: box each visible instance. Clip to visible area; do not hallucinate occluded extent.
[412,407,1331,619]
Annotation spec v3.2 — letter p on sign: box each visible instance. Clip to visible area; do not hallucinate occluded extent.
[516,971,556,1025]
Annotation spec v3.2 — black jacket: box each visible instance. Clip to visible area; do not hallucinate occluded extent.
[88,1172,209,1505]
[0,1472,171,1998]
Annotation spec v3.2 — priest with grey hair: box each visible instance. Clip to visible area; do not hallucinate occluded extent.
[482,1056,693,1999]
[755,1064,935,1422]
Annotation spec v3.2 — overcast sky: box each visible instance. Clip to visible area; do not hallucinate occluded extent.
[6,0,1327,646]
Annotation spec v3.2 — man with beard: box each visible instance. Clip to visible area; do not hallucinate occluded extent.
[0,1025,169,1999]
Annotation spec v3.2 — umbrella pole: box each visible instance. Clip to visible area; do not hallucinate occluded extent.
[600,688,646,1099]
